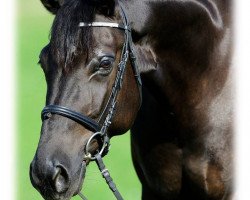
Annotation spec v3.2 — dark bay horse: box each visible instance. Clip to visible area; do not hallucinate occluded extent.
[30,0,233,199]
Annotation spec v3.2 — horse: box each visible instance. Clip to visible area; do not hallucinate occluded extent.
[30,0,233,199]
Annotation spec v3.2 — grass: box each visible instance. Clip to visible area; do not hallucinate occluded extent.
[17,0,141,199]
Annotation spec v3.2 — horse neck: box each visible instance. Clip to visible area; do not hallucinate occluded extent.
[121,0,232,107]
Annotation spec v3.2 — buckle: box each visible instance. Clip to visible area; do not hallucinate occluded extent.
[83,132,110,161]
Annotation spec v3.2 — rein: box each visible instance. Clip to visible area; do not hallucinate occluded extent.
[41,5,141,200]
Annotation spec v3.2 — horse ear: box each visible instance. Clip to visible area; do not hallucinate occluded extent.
[92,0,116,16]
[40,0,65,14]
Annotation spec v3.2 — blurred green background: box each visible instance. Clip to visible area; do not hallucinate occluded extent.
[17,0,141,199]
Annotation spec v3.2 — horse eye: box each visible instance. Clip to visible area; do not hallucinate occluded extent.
[99,60,112,69]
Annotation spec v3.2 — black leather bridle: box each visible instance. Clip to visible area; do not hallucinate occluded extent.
[41,5,141,200]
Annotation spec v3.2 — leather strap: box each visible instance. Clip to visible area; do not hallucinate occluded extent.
[95,154,124,200]
[41,105,101,132]
[78,192,88,200]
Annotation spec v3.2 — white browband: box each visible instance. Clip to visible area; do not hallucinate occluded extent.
[79,22,130,31]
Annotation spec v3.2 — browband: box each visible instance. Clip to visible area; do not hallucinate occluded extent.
[79,22,131,31]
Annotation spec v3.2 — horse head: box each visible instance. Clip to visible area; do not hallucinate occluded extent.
[29,0,145,199]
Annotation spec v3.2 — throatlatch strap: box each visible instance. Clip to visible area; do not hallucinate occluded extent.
[95,154,124,200]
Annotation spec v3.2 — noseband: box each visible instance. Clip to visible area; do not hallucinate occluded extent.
[41,5,141,200]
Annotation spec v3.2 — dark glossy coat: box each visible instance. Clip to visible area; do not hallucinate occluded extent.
[30,0,233,199]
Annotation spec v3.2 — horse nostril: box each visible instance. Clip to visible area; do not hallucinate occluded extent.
[52,165,70,193]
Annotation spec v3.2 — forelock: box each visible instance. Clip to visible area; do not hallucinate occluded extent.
[50,0,95,68]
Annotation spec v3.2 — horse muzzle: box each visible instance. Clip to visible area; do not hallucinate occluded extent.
[30,157,86,200]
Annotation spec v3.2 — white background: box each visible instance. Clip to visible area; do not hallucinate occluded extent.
[0,0,250,199]
[234,0,250,199]
[0,0,15,199]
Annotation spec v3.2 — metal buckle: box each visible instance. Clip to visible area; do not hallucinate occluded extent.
[83,132,110,161]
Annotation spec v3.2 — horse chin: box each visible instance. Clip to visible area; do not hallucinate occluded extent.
[41,193,71,200]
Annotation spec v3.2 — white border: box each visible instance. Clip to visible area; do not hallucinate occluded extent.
[0,1,249,200]
[235,1,250,199]
[0,0,15,199]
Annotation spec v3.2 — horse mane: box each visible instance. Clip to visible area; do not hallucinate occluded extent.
[50,0,96,68]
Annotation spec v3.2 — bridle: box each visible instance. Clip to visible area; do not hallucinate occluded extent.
[41,4,141,200]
